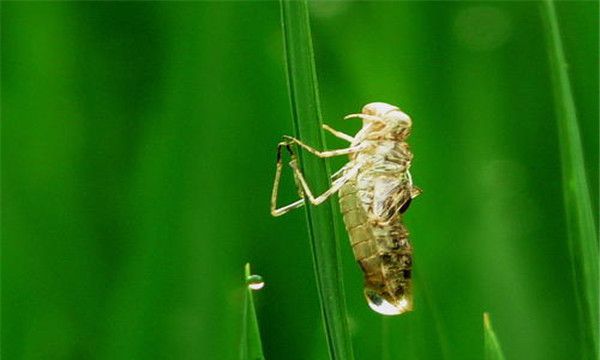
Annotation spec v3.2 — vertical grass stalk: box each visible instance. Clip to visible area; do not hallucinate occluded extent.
[483,313,506,360]
[240,263,265,360]
[541,2,599,358]
[380,318,390,360]
[279,1,354,359]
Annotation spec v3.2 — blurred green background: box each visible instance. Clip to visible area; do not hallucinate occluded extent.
[2,1,598,359]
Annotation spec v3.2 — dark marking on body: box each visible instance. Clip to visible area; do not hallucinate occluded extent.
[399,198,412,214]
[401,269,411,280]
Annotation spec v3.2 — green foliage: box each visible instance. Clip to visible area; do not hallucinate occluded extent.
[240,264,265,360]
[2,2,597,360]
[483,313,506,360]
[541,1,599,358]
[280,1,354,359]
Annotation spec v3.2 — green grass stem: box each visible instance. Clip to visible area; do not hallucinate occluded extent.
[240,263,265,360]
[541,2,599,358]
[279,1,354,359]
[483,313,506,360]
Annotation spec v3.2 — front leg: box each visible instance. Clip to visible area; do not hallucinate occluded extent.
[322,124,354,142]
[270,141,305,217]
[283,135,365,158]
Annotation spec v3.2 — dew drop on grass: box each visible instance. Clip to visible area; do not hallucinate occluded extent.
[246,274,265,291]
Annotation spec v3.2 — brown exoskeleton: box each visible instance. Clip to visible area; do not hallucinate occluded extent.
[271,102,421,315]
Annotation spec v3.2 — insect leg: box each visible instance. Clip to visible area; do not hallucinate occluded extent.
[283,135,365,158]
[271,142,305,217]
[322,124,354,142]
[330,161,353,180]
[410,187,422,198]
[407,170,422,198]
[288,159,361,205]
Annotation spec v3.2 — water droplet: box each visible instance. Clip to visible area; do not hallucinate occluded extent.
[364,288,412,316]
[246,274,265,291]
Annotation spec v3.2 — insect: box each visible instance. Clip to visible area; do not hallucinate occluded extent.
[270,102,421,316]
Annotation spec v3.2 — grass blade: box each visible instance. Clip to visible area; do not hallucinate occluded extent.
[541,2,599,358]
[483,313,506,360]
[240,263,265,360]
[279,1,354,359]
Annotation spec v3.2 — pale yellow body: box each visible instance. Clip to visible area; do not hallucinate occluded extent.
[271,102,421,315]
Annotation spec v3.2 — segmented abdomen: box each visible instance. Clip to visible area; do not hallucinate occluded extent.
[339,180,413,313]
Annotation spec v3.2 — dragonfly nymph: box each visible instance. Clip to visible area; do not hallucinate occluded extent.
[271,102,421,316]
